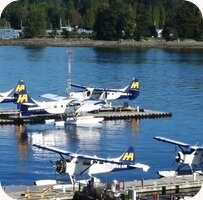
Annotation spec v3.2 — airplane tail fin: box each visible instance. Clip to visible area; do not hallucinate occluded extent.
[12,80,27,101]
[118,146,150,172]
[15,88,36,112]
[0,80,26,103]
[123,78,140,100]
[119,146,136,164]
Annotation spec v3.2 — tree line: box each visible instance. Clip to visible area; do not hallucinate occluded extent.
[1,0,203,41]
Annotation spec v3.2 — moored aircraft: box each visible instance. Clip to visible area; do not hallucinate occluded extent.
[15,88,106,117]
[154,136,203,176]
[41,78,140,102]
[32,144,150,184]
[69,78,140,101]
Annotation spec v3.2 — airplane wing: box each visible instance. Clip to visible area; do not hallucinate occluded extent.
[33,144,125,163]
[71,83,88,90]
[153,136,191,148]
[71,83,121,92]
[33,144,73,155]
[40,93,67,101]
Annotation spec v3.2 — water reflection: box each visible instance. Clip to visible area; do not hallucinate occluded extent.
[15,125,28,159]
[131,119,139,133]
[103,119,139,133]
[63,124,103,149]
[28,127,69,147]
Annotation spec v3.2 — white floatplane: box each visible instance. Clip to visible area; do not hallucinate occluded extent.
[15,87,106,117]
[69,78,140,101]
[32,145,150,184]
[41,78,140,102]
[154,136,203,177]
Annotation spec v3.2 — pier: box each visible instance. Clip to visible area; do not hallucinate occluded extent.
[0,106,172,125]
[4,174,203,200]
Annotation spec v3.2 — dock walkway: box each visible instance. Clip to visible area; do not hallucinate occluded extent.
[0,106,172,125]
[4,174,203,200]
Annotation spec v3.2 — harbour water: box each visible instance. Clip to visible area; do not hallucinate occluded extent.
[0,46,203,185]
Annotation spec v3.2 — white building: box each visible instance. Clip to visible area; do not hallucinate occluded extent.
[0,28,21,39]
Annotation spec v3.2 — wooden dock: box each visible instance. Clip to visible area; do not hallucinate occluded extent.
[95,106,172,120]
[4,174,203,200]
[0,106,172,125]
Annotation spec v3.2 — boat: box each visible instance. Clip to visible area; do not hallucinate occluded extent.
[55,114,104,127]
[65,115,104,125]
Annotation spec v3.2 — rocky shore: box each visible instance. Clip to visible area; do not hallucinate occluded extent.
[1,38,203,48]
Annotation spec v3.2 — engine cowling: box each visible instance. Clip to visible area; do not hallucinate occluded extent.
[175,151,184,164]
[55,159,66,174]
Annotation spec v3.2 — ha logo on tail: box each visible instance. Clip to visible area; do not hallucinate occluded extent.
[0,80,26,103]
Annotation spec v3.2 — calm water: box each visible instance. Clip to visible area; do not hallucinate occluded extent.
[0,46,203,185]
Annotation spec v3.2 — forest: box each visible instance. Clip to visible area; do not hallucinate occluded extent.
[0,0,203,40]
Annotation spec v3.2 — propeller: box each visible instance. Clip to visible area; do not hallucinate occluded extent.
[55,159,67,174]
[175,151,184,164]
[49,159,67,174]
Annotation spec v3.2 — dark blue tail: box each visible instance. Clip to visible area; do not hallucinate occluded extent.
[119,146,135,164]
[124,78,140,100]
[0,80,26,103]
[12,80,27,101]
[15,88,36,112]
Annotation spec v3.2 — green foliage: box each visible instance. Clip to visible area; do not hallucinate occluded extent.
[1,0,203,40]
[162,1,203,41]
[23,6,46,38]
[94,1,136,40]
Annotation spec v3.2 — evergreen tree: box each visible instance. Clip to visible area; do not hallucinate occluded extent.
[0,0,202,40]
[94,1,136,40]
[23,6,46,38]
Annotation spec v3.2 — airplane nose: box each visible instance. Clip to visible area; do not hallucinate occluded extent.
[55,159,66,174]
[175,151,184,163]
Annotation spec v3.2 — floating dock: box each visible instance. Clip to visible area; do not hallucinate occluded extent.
[97,106,172,120]
[0,106,172,125]
[4,174,203,200]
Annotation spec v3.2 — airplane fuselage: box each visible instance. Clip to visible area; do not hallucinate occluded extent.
[62,158,135,177]
[0,96,13,103]
[176,150,203,169]
[21,99,105,115]
[0,90,14,103]
[25,99,73,115]
[69,90,132,101]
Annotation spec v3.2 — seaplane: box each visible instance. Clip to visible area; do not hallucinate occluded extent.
[0,80,26,103]
[69,78,140,101]
[154,136,203,177]
[15,88,106,118]
[32,144,150,184]
[41,78,140,102]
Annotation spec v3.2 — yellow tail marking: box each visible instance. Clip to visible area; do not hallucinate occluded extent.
[131,81,139,89]
[122,152,134,161]
[17,94,28,103]
[15,84,26,92]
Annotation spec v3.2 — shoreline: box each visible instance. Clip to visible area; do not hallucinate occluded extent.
[1,38,203,48]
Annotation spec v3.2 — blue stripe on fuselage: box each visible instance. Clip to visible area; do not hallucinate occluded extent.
[110,166,135,172]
